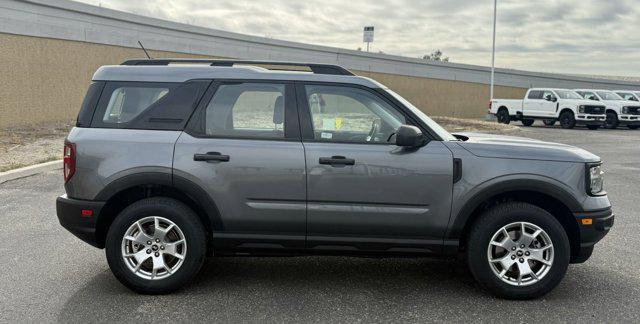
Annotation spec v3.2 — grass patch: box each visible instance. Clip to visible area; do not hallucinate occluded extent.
[0,156,60,173]
[431,116,519,134]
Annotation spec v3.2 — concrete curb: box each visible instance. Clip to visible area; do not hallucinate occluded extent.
[0,160,63,184]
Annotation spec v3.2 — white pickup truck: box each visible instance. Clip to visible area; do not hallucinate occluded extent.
[575,89,640,130]
[490,88,606,129]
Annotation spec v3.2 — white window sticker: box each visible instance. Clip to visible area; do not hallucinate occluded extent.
[322,118,336,131]
[320,132,333,139]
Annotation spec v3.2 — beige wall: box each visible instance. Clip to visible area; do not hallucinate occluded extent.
[0,33,526,128]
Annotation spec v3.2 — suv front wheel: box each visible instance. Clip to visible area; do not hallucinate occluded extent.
[467,202,570,299]
[105,197,207,294]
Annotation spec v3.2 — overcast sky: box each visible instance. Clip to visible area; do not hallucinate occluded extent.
[76,0,640,77]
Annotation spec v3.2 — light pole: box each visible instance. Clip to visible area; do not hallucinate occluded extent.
[490,0,497,102]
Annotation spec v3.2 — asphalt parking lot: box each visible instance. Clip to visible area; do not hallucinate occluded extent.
[1,125,638,322]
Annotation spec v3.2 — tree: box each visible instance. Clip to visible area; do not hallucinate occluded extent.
[422,49,449,62]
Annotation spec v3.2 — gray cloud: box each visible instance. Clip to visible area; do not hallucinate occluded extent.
[78,0,639,77]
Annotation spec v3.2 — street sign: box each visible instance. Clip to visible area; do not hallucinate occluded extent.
[363,26,374,43]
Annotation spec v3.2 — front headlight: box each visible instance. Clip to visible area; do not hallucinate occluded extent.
[578,105,585,113]
[587,163,605,196]
[621,107,629,114]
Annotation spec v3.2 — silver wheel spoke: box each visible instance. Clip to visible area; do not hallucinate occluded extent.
[529,246,552,265]
[124,230,153,246]
[520,229,541,247]
[490,255,515,271]
[164,239,185,258]
[124,249,150,264]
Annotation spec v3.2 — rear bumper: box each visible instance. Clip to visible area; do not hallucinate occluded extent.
[571,207,614,263]
[56,194,105,248]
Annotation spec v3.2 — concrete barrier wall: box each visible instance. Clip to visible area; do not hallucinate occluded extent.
[0,32,527,127]
[1,0,638,128]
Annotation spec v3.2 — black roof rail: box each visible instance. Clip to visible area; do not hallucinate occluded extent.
[120,59,355,76]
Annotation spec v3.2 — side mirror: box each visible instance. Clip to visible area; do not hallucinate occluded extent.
[551,96,557,102]
[544,94,552,101]
[396,125,427,147]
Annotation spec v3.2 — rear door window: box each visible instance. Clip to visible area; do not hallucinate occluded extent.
[527,90,543,99]
[201,82,289,139]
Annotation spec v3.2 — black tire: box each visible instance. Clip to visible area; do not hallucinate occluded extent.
[628,125,639,130]
[497,108,511,124]
[467,202,570,300]
[559,111,576,129]
[587,125,600,130]
[604,112,619,129]
[542,119,556,126]
[521,119,534,127]
[106,197,207,294]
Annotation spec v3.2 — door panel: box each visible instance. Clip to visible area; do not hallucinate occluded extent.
[174,81,306,252]
[174,135,306,249]
[297,83,454,253]
[540,91,558,116]
[304,141,453,252]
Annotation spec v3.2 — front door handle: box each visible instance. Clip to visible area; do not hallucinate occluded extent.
[319,155,355,166]
[194,152,230,162]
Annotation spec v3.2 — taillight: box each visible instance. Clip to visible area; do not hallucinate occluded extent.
[63,142,76,183]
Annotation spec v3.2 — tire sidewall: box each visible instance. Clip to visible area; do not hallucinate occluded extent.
[560,111,575,129]
[105,198,206,294]
[542,119,556,126]
[498,109,510,124]
[521,119,534,126]
[467,204,570,299]
[605,112,619,129]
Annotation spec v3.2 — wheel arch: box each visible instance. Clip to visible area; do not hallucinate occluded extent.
[449,179,581,259]
[93,172,221,250]
[559,107,575,116]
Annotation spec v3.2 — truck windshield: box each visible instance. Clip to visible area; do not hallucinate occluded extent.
[596,91,624,100]
[385,89,457,141]
[554,90,582,99]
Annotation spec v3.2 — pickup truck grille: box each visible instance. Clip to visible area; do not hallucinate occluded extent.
[624,106,640,115]
[583,105,605,114]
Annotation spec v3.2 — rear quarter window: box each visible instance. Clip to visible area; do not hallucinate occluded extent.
[90,80,210,130]
[76,81,105,127]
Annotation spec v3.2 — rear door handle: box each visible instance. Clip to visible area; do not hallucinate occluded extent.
[319,156,355,166]
[193,152,230,162]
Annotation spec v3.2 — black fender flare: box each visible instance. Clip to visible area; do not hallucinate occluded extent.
[94,171,224,231]
[446,177,582,240]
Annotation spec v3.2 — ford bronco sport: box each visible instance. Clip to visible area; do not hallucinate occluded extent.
[57,59,614,299]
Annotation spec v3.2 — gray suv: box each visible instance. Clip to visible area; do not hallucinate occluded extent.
[56,59,613,299]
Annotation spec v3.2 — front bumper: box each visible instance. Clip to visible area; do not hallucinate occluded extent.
[56,194,105,248]
[618,115,640,125]
[575,114,605,125]
[571,207,614,263]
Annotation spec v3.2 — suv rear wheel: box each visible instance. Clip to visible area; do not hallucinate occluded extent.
[467,202,570,299]
[105,197,207,294]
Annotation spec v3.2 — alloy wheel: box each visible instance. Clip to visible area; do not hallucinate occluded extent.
[486,222,554,286]
[121,216,187,280]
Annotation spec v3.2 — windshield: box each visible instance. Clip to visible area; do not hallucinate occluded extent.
[596,91,624,100]
[554,90,582,99]
[385,89,457,141]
